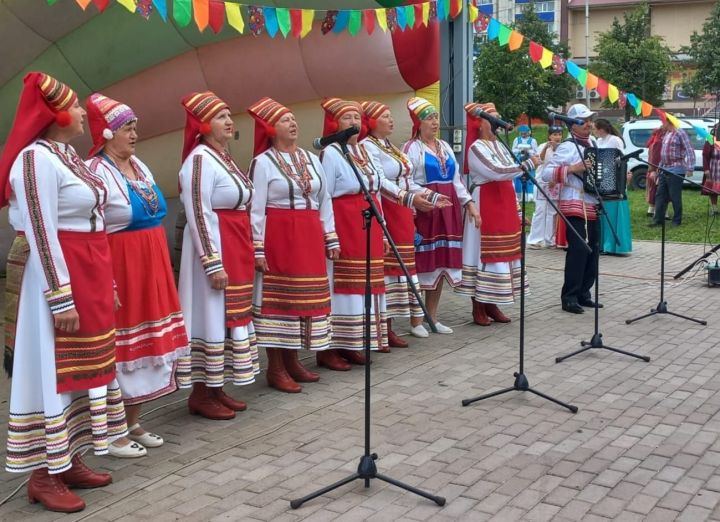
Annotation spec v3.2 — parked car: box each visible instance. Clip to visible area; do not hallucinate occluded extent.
[621,117,717,190]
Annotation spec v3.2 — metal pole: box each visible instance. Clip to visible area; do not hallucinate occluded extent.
[585,0,590,107]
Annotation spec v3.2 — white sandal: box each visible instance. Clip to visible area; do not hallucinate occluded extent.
[108,439,147,458]
[127,423,164,448]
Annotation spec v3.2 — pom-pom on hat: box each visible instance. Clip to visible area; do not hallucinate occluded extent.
[86,93,137,157]
[320,97,362,138]
[247,97,292,157]
[180,91,230,161]
[407,96,438,138]
[0,72,78,208]
[359,100,390,141]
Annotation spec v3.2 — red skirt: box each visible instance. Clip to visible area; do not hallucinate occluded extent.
[479,181,521,263]
[216,210,254,327]
[382,196,416,277]
[107,226,188,364]
[55,231,116,394]
[332,193,385,295]
[261,208,331,317]
[414,182,463,274]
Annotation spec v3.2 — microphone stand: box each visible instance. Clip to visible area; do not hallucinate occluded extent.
[461,128,580,414]
[555,125,650,363]
[290,138,445,510]
[626,158,708,326]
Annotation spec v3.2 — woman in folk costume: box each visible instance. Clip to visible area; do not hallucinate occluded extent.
[527,126,563,249]
[702,125,720,215]
[247,97,339,392]
[457,103,537,325]
[0,73,126,513]
[85,94,189,457]
[360,100,447,347]
[319,97,411,368]
[177,92,259,419]
[403,97,478,336]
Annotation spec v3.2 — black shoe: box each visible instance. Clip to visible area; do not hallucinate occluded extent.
[562,302,585,314]
[579,300,603,308]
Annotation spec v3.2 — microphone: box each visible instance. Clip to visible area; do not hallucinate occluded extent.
[312,126,360,150]
[548,112,585,126]
[472,109,514,131]
[616,149,642,163]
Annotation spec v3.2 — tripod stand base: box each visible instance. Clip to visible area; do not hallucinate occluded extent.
[290,453,446,509]
[461,372,578,413]
[555,333,650,363]
[625,301,707,326]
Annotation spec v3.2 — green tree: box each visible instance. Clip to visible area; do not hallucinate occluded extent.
[680,72,705,112]
[682,2,720,98]
[590,2,673,120]
[473,4,574,125]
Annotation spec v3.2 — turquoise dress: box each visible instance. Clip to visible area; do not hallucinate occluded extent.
[597,135,632,254]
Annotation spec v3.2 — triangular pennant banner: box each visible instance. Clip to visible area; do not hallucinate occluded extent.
[498,24,511,46]
[301,9,313,37]
[577,68,588,87]
[193,0,209,31]
[566,61,580,79]
[173,0,192,27]
[264,7,279,37]
[208,0,224,33]
[666,112,681,129]
[321,10,337,34]
[422,2,430,26]
[137,0,153,18]
[396,6,406,31]
[348,10,362,36]
[76,0,91,9]
[487,17,500,40]
[450,0,462,18]
[375,8,387,32]
[225,2,244,33]
[93,0,110,10]
[468,2,478,23]
[290,8,302,38]
[618,91,627,109]
[528,41,543,62]
[364,9,375,34]
[586,73,598,91]
[405,5,415,30]
[552,55,565,75]
[626,92,638,109]
[277,7,291,37]
[387,7,397,32]
[539,48,553,69]
[248,6,266,36]
[152,0,167,20]
[333,10,350,33]
[641,101,653,117]
[508,30,523,51]
[117,0,136,12]
[437,0,447,21]
[607,84,619,103]
[596,79,609,99]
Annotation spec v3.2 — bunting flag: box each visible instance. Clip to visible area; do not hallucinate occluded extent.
[277,7,291,37]
[468,1,478,23]
[641,101,653,118]
[333,9,350,33]
[396,6,406,31]
[348,10,362,35]
[414,4,422,28]
[386,7,398,32]
[290,9,302,38]
[577,68,588,88]
[152,0,167,21]
[607,84,619,103]
[508,30,523,51]
[422,2,431,26]
[264,6,279,37]
[116,0,136,12]
[208,0,224,32]
[405,4,415,30]
[566,61,580,80]
[225,2,244,32]
[192,0,208,31]
[364,9,375,34]
[301,9,314,37]
[487,17,500,40]
[498,24,511,46]
[173,0,191,26]
[528,41,543,63]
[248,6,265,35]
[92,0,110,10]
[76,0,92,9]
[375,8,387,32]
[552,55,565,75]
[539,47,553,69]
[596,79,608,99]
[321,10,337,34]
[586,73,598,91]
[666,112,682,129]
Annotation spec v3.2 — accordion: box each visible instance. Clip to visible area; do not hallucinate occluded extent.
[582,147,627,200]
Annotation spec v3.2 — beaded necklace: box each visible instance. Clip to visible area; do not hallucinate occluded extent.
[209,146,253,188]
[347,143,375,178]
[271,148,313,197]
[366,135,412,179]
[43,140,106,230]
[102,153,160,217]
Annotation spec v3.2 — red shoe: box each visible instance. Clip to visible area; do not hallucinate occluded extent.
[472,299,491,326]
[283,350,320,383]
[212,388,247,411]
[316,350,352,371]
[387,319,408,348]
[486,303,511,323]
[266,348,302,393]
[338,349,367,365]
[28,468,85,513]
[59,454,112,489]
[188,383,236,420]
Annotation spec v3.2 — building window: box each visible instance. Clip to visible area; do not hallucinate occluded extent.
[516,0,555,14]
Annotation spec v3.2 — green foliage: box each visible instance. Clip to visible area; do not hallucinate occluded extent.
[590,2,673,119]
[682,2,720,95]
[473,5,574,124]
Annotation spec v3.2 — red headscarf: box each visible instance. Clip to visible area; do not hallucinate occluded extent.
[320,98,362,139]
[0,72,77,208]
[359,100,390,141]
[180,91,229,162]
[463,102,496,174]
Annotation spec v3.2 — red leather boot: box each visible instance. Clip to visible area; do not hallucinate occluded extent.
[387,319,408,348]
[472,299,491,326]
[316,349,352,371]
[59,454,112,489]
[212,388,247,411]
[28,468,85,513]
[486,303,511,323]
[283,350,320,382]
[338,349,367,365]
[266,348,302,393]
[188,383,235,420]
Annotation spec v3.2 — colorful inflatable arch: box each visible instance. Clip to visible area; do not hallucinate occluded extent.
[0,0,439,197]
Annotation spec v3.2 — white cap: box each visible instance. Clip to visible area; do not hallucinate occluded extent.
[567,103,596,120]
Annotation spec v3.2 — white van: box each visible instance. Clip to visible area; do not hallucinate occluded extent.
[622,117,717,190]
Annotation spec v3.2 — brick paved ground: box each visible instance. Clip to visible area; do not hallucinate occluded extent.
[1,240,720,521]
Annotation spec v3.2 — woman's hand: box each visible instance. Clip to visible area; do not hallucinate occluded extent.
[465,201,481,229]
[383,240,391,255]
[569,159,593,173]
[209,269,229,290]
[113,290,122,311]
[434,194,452,209]
[55,308,80,333]
[412,193,435,213]
[255,258,269,273]
[326,247,340,260]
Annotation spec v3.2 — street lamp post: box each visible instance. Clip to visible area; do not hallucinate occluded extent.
[585,0,591,107]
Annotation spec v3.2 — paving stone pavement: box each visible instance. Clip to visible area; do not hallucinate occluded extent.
[1,240,720,521]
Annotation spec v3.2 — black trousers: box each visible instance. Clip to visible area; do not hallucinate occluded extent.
[654,168,684,225]
[562,216,599,305]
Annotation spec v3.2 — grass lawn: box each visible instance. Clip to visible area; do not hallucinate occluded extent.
[522,187,720,245]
